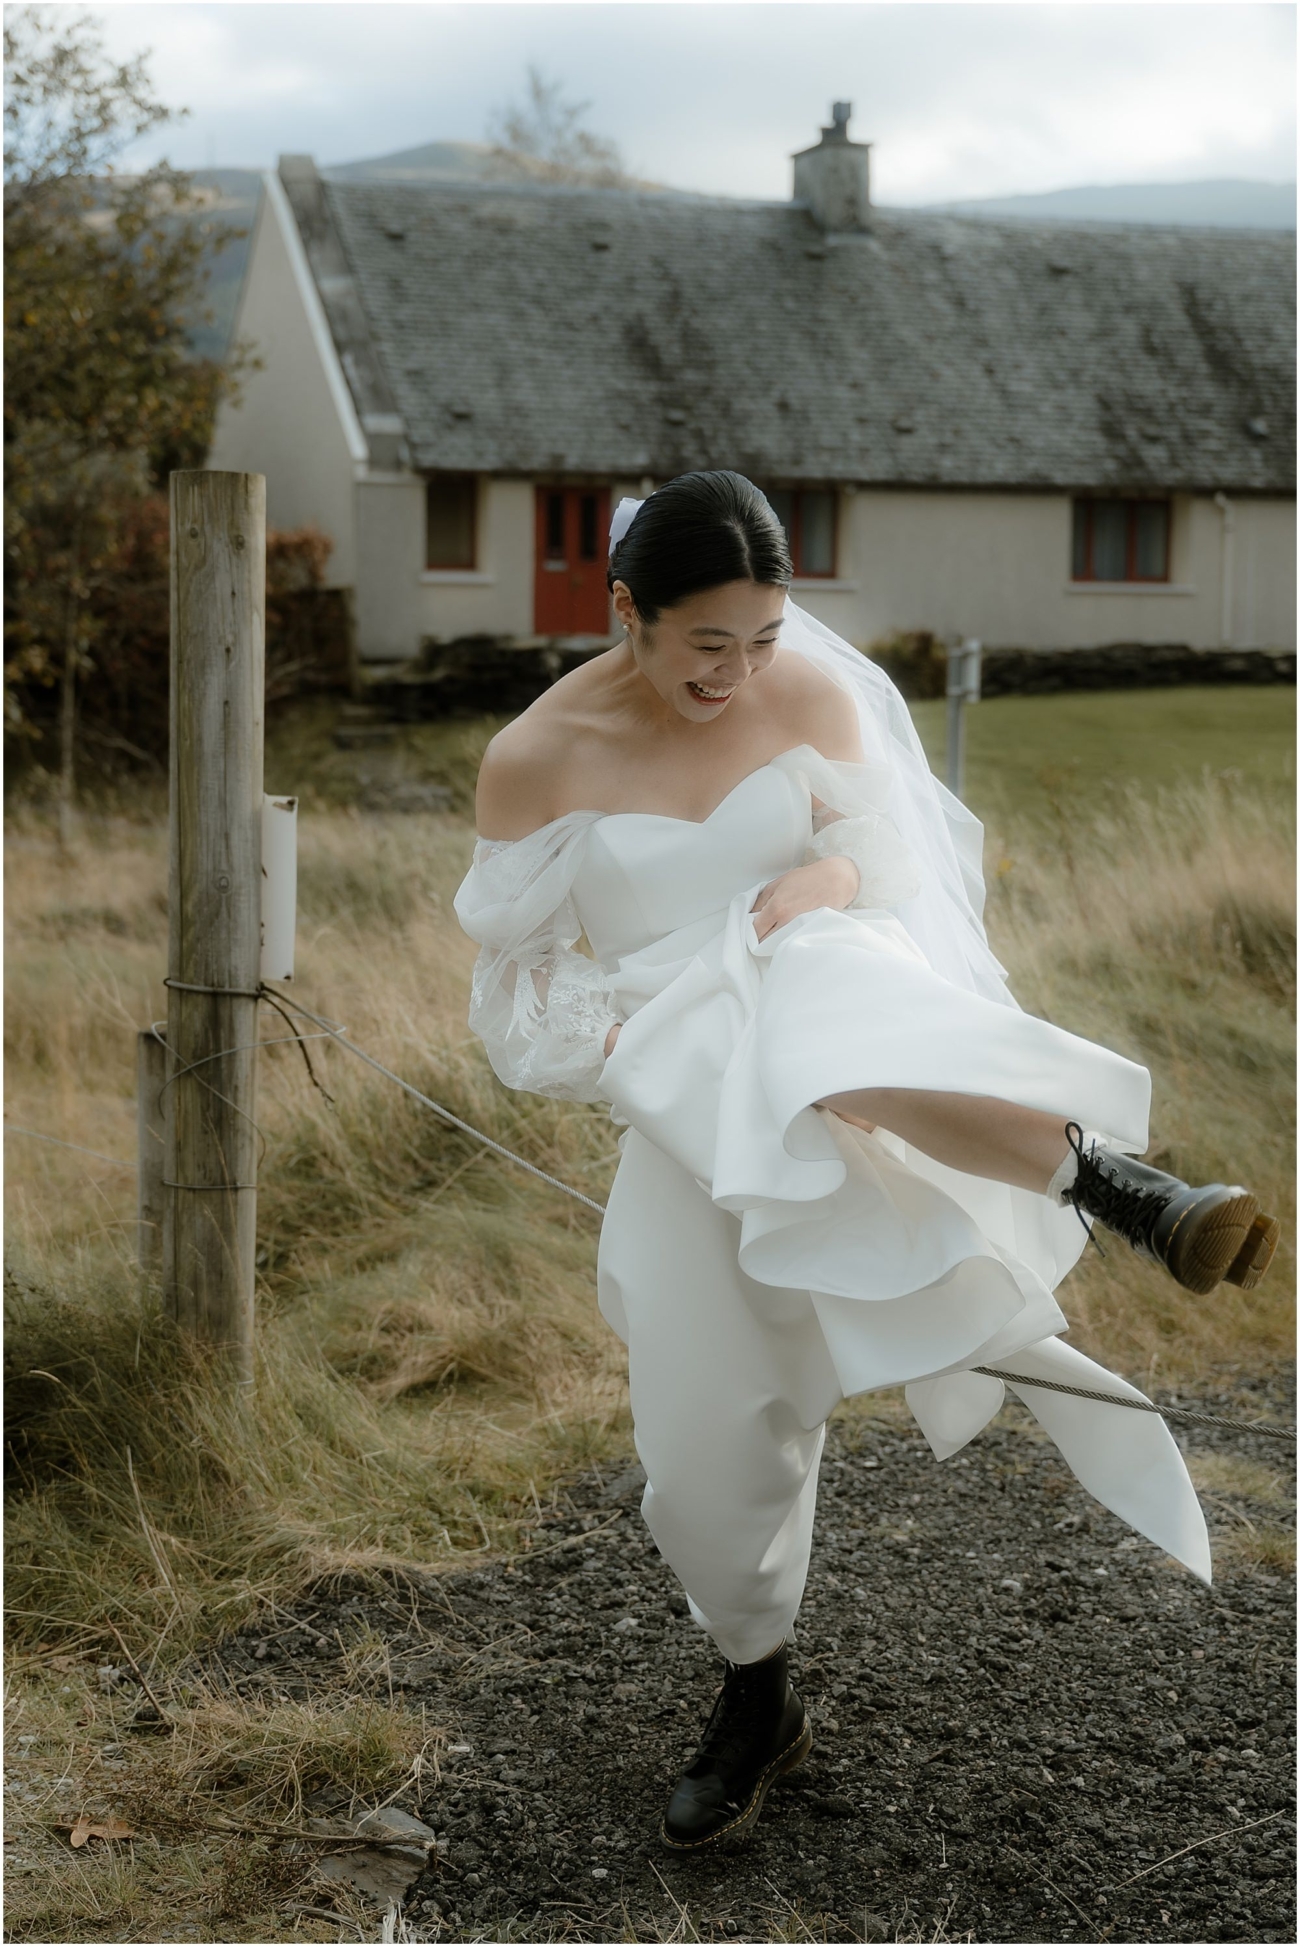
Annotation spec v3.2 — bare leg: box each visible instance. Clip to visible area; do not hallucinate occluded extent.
[819,1087,1072,1195]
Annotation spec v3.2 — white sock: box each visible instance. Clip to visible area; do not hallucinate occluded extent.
[1047,1129,1109,1204]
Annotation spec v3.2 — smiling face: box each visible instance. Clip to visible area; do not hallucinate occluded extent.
[611,578,786,721]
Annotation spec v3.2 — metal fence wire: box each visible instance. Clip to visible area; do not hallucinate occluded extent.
[7,980,1292,1446]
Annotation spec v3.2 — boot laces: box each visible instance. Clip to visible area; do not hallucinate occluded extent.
[1062,1124,1106,1258]
[695,1663,774,1770]
[1064,1120,1168,1251]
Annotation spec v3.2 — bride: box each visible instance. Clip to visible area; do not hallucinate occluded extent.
[453,471,1278,1852]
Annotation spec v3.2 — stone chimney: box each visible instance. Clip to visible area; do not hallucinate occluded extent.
[792,102,872,233]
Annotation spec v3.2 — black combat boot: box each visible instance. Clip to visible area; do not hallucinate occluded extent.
[1061,1123,1279,1296]
[660,1641,812,1850]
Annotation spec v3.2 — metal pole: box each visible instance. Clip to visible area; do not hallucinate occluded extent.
[945,650,965,799]
[163,471,265,1384]
[945,637,982,799]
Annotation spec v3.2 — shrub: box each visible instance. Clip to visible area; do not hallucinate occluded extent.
[867,629,949,700]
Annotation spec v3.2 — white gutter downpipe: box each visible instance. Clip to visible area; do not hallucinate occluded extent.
[1213,492,1235,649]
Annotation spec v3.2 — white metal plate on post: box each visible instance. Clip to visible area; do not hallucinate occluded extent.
[261,795,298,981]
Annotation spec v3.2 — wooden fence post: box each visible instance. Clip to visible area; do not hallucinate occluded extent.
[163,471,265,1384]
[136,1028,166,1281]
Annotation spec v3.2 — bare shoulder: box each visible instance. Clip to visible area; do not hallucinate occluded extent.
[765,643,864,762]
[473,655,613,839]
[474,712,570,841]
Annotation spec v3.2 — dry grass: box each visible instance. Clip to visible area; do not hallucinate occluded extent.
[126,1696,437,1827]
[5,797,629,1656]
[1186,1450,1294,1507]
[1186,1450,1297,1575]
[571,1895,975,1944]
[3,785,633,1931]
[3,1670,433,1942]
[4,713,1293,1943]
[981,769,1294,1380]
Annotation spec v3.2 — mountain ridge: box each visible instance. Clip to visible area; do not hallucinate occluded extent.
[918,176,1294,231]
[326,146,1296,231]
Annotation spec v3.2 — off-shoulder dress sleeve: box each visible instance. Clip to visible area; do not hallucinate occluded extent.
[772,742,1007,999]
[776,746,924,911]
[452,814,621,1103]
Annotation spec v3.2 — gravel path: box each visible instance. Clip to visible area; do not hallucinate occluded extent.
[213,1380,1295,1944]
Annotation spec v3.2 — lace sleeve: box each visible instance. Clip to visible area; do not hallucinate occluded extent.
[805,807,923,911]
[452,816,622,1103]
[766,746,923,912]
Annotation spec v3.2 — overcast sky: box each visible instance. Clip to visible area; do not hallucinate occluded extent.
[87,1,1295,205]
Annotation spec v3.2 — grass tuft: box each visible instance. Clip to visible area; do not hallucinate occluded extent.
[981,771,1294,1378]
[3,1259,623,1658]
[3,1674,433,1942]
[118,1693,436,1825]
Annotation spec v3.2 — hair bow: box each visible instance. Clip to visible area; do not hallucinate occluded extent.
[608,497,645,561]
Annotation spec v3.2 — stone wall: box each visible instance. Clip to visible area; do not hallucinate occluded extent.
[365,635,1296,717]
[866,631,1295,701]
[978,643,1295,698]
[377,640,580,718]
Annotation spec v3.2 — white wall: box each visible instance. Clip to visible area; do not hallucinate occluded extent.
[353,478,669,660]
[359,480,1295,663]
[353,474,424,659]
[791,490,1295,652]
[418,480,536,640]
[350,478,536,659]
[1227,496,1296,649]
[206,178,362,589]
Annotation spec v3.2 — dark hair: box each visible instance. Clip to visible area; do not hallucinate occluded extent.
[607,470,793,623]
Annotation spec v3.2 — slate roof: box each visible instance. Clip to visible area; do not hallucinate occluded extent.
[318,177,1295,493]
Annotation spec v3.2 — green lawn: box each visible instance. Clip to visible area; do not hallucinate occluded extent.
[256,683,1295,833]
[909,685,1296,824]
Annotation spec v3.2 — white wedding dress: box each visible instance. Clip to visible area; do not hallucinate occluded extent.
[454,735,1211,1605]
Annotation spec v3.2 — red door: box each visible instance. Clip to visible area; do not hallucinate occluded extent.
[534,487,611,636]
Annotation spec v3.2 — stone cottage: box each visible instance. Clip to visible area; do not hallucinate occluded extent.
[208,106,1296,670]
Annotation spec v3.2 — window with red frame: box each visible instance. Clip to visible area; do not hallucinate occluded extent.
[425,474,477,569]
[1072,498,1170,582]
[765,488,837,577]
